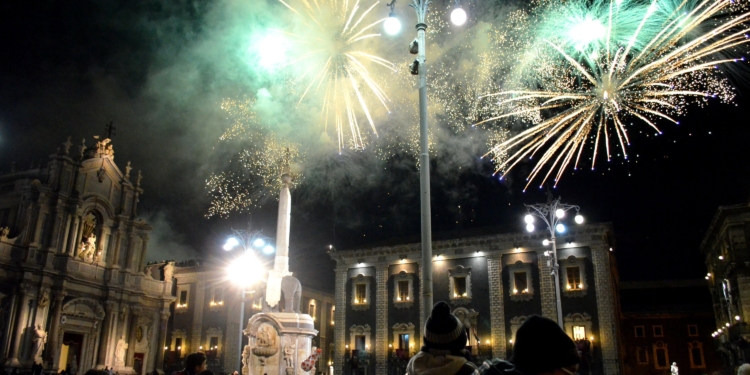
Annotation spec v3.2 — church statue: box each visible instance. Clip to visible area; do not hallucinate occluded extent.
[38,289,50,308]
[670,362,678,375]
[31,324,47,362]
[78,234,97,262]
[115,338,128,366]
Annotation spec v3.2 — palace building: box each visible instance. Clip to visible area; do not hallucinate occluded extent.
[0,136,174,374]
[329,223,621,375]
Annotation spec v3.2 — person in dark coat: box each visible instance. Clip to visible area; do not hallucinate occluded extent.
[405,301,477,375]
[475,315,580,375]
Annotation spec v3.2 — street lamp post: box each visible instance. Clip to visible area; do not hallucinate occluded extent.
[523,193,584,328]
[224,232,273,370]
[388,0,465,323]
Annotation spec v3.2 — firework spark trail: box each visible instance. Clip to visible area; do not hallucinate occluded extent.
[276,0,395,153]
[207,98,304,218]
[482,0,749,190]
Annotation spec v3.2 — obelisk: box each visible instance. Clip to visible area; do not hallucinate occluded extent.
[265,168,293,309]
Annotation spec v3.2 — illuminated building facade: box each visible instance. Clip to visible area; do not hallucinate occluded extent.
[329,223,621,375]
[0,136,174,374]
[165,261,335,374]
[701,202,750,372]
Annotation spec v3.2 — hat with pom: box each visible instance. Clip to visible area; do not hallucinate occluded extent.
[423,301,468,353]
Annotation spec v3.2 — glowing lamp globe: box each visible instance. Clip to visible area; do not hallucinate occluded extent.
[450,7,467,26]
[524,214,534,224]
[575,214,584,224]
[228,252,263,286]
[555,209,565,218]
[253,238,265,248]
[542,239,550,246]
[263,245,275,254]
[223,237,239,251]
[384,14,401,35]
[556,223,566,233]
[525,223,535,233]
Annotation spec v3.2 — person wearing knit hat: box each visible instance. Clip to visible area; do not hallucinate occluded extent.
[475,315,580,375]
[406,301,477,375]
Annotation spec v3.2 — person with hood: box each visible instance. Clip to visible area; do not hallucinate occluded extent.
[475,315,580,375]
[406,301,477,375]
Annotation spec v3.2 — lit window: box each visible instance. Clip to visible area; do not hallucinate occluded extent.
[398,281,409,301]
[177,290,188,308]
[398,334,410,350]
[393,271,414,308]
[634,326,645,337]
[454,277,467,297]
[560,256,588,296]
[448,265,472,304]
[355,284,366,303]
[355,335,366,351]
[515,272,528,293]
[331,306,335,325]
[566,267,582,290]
[573,326,586,340]
[653,325,663,337]
[351,274,371,311]
[308,301,316,318]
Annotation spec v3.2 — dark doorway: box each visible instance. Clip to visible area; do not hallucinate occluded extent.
[133,353,144,375]
[62,332,83,374]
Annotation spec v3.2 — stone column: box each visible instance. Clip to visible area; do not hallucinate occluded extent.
[333,267,348,375]
[124,234,137,272]
[154,310,170,373]
[59,213,72,255]
[65,215,80,257]
[5,285,31,366]
[139,236,150,273]
[126,308,141,367]
[375,263,388,375]
[111,230,124,268]
[47,291,67,366]
[591,245,620,375]
[190,282,205,353]
[538,252,558,320]
[97,302,117,368]
[487,256,507,359]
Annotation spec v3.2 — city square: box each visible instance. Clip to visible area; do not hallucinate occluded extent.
[0,1,749,375]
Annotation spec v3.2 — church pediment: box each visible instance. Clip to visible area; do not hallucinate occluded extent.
[62,297,105,320]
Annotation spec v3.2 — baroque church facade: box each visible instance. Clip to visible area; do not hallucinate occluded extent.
[0,136,174,374]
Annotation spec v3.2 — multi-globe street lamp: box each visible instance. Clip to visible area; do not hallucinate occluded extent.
[385,0,466,323]
[523,195,584,328]
[224,231,274,369]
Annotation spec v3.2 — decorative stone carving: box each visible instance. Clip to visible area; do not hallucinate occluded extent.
[0,227,9,238]
[77,233,97,262]
[283,341,296,375]
[119,305,129,322]
[62,298,106,320]
[453,307,479,347]
[37,288,50,308]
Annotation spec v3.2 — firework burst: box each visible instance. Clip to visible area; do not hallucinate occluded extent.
[275,0,394,152]
[207,98,304,218]
[482,0,749,190]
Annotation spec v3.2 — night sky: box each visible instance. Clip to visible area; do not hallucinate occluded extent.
[1,0,748,293]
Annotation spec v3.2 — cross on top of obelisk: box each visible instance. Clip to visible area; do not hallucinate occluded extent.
[105,121,116,140]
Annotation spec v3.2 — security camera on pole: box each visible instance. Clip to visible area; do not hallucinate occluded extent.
[523,192,584,328]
